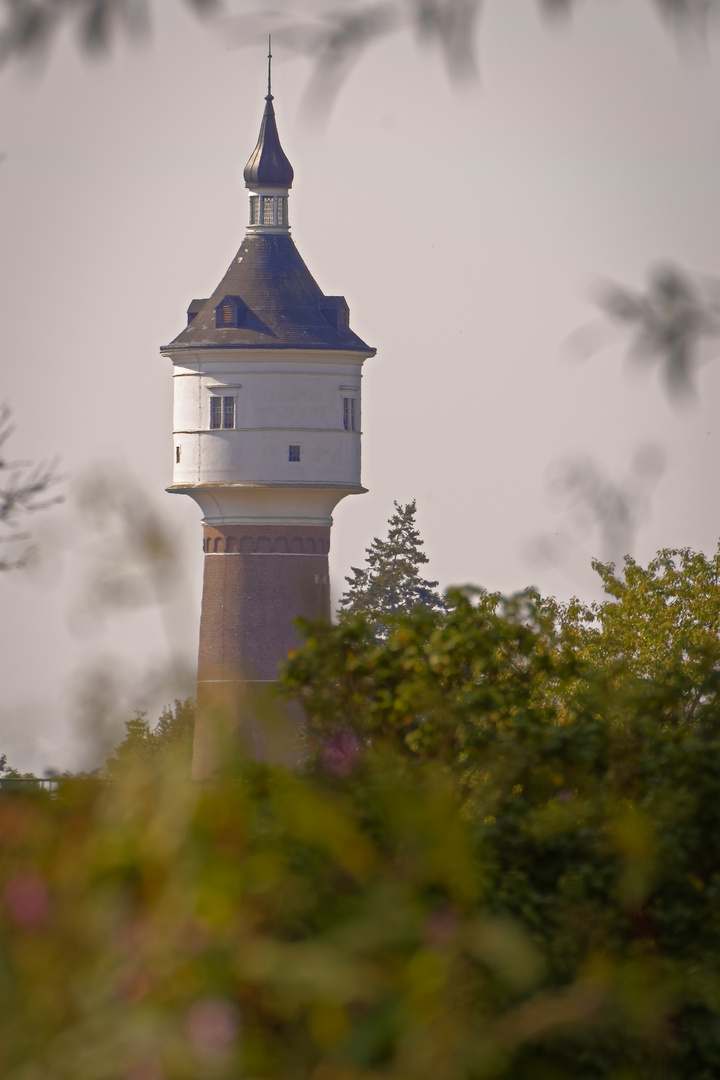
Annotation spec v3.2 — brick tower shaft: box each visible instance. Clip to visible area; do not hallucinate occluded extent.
[193,524,329,773]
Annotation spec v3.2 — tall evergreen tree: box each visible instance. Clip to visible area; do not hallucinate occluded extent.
[339,500,444,626]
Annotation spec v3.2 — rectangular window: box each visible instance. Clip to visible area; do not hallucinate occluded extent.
[277,197,285,225]
[343,397,356,431]
[262,196,274,225]
[175,445,181,463]
[210,396,235,429]
[250,196,259,225]
[289,445,300,462]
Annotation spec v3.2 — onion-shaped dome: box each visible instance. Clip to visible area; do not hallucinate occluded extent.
[243,95,294,190]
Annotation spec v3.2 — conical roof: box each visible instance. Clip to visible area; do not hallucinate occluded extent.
[243,96,294,189]
[163,232,373,354]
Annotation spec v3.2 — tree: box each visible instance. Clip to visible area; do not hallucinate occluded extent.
[291,541,720,774]
[104,698,195,778]
[3,546,720,1078]
[0,752,20,778]
[338,499,445,629]
[552,544,720,697]
[279,541,720,1077]
[0,405,62,571]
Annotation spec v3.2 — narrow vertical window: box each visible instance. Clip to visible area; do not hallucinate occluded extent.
[289,445,300,462]
[221,304,233,324]
[262,196,274,225]
[250,196,260,225]
[210,397,222,429]
[343,398,356,431]
[277,197,285,225]
[223,396,235,429]
[175,445,181,463]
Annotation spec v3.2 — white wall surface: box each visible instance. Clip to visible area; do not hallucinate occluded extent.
[171,353,364,488]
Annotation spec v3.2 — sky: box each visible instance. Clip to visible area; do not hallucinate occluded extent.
[0,0,719,772]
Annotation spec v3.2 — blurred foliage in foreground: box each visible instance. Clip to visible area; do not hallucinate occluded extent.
[3,546,720,1078]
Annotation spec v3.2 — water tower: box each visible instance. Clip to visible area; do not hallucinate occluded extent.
[161,54,375,776]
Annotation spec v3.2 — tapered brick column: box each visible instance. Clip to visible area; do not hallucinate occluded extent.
[192,523,330,777]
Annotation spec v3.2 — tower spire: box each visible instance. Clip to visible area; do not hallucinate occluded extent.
[243,41,294,198]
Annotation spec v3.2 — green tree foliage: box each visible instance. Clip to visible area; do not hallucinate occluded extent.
[0,752,20,778]
[104,698,195,778]
[558,546,720,690]
[281,544,720,1077]
[2,549,720,1078]
[339,500,445,631]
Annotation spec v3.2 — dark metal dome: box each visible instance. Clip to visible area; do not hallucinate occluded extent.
[243,95,294,190]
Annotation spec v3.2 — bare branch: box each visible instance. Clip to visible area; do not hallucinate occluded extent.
[0,405,64,571]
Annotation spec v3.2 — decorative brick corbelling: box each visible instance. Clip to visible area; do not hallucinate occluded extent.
[202,523,330,556]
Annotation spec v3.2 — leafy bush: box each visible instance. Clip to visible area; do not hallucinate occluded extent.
[2,548,720,1078]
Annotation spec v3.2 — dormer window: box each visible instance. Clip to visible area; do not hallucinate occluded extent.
[186,298,207,325]
[215,295,244,328]
[320,296,350,330]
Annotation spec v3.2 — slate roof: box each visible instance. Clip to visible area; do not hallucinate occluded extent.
[163,232,374,354]
[243,96,294,189]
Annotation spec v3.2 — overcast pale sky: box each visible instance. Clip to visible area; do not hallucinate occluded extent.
[1,1,718,772]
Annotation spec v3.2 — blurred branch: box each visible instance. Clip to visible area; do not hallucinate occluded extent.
[651,0,719,39]
[530,445,665,577]
[222,0,481,116]
[0,404,63,571]
[0,0,716,82]
[74,466,181,613]
[72,466,193,691]
[0,0,215,65]
[572,265,720,403]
